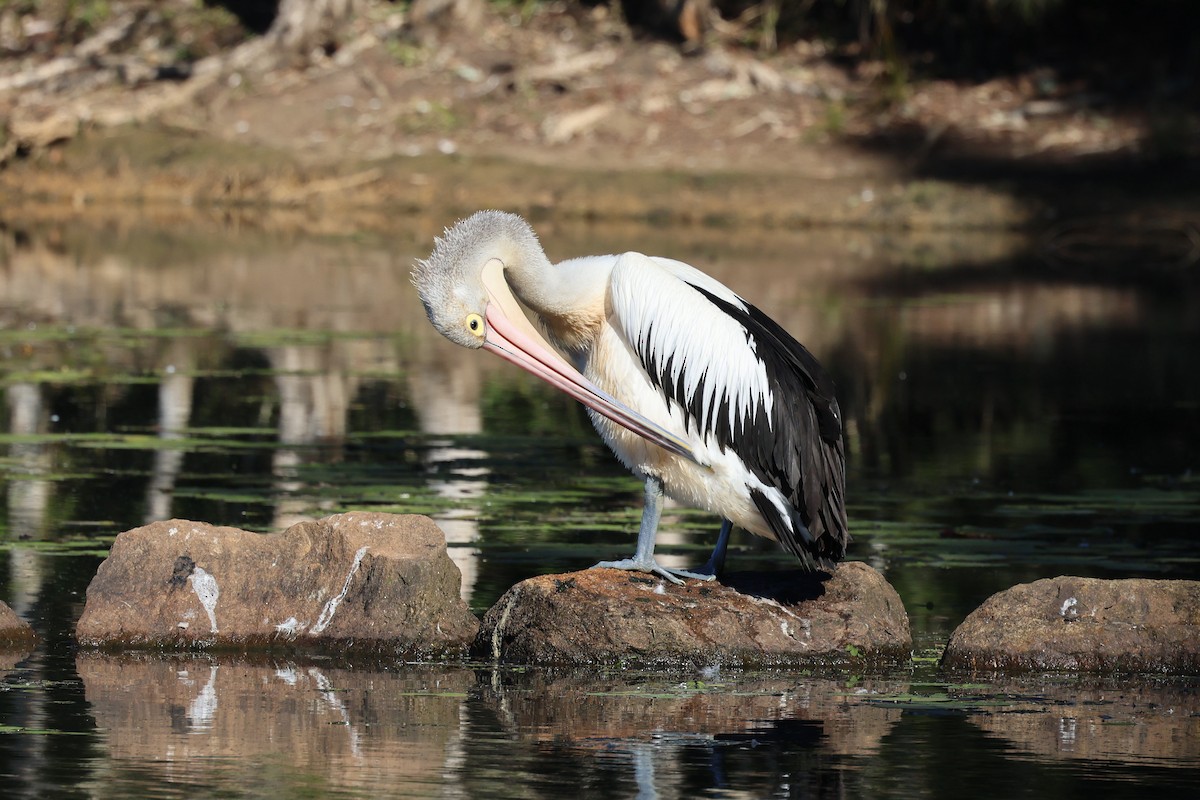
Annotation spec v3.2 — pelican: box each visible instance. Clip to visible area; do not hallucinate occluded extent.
[413,211,847,583]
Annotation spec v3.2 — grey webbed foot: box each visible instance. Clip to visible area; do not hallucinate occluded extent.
[591,558,715,585]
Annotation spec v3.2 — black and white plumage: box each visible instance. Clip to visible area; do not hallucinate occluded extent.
[413,210,848,583]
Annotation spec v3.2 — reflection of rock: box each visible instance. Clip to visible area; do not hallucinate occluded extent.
[474,668,904,797]
[969,680,1200,768]
[77,654,473,788]
[475,561,911,667]
[943,575,1200,672]
[481,669,905,758]
[76,512,480,656]
[0,600,36,649]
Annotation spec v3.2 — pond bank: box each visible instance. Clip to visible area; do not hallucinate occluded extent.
[0,125,1022,232]
[4,125,1198,239]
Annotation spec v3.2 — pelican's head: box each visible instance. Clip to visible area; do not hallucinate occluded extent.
[412,210,541,350]
[412,210,700,465]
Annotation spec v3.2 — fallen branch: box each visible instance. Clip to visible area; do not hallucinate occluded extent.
[272,167,384,203]
[517,48,618,85]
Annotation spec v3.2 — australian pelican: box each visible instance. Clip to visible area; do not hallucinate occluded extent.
[413,211,848,583]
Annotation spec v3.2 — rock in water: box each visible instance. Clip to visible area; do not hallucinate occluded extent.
[76,513,480,658]
[474,562,911,668]
[0,600,36,650]
[943,575,1200,672]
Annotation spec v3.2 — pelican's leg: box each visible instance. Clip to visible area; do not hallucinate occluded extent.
[593,476,718,585]
[692,519,732,579]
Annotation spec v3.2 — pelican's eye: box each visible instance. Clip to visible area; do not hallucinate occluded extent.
[465,313,484,337]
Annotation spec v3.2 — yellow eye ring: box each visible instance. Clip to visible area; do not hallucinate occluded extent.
[466,313,484,336]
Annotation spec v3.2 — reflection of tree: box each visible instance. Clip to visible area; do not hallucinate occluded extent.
[409,345,489,605]
[270,344,350,531]
[3,369,50,800]
[839,267,1198,491]
[144,340,196,524]
[5,383,50,547]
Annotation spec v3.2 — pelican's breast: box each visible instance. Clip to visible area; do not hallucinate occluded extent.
[584,323,774,540]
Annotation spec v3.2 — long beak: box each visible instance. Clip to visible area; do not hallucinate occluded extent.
[478,260,700,465]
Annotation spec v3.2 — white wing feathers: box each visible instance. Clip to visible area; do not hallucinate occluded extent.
[609,252,774,440]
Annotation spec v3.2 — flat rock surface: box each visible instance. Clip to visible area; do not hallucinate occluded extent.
[0,600,35,649]
[474,561,911,668]
[943,575,1200,672]
[76,513,479,657]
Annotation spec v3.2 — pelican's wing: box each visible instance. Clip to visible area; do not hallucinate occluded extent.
[609,252,848,566]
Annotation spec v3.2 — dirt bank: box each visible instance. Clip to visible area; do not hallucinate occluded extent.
[1,1,1197,232]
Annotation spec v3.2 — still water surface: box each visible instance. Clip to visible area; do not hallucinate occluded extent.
[0,214,1197,797]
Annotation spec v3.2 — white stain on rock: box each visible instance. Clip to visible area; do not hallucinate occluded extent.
[189,567,220,633]
[311,546,369,635]
[275,616,307,637]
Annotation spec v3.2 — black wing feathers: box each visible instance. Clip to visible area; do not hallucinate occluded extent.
[659,284,849,567]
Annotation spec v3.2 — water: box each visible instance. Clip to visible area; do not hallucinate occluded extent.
[0,213,1198,797]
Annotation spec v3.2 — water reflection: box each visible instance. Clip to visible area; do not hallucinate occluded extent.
[67,655,1200,798]
[77,654,472,798]
[75,654,905,798]
[269,343,351,530]
[477,669,904,758]
[145,342,194,525]
[408,353,488,603]
[5,382,50,622]
[973,682,1200,767]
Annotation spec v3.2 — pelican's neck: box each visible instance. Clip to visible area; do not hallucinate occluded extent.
[502,247,613,356]
[498,239,557,311]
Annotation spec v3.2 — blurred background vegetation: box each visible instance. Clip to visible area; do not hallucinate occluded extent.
[3,0,1195,100]
[1,0,1195,194]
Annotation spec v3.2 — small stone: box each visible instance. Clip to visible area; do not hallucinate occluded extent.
[76,513,480,658]
[943,575,1200,673]
[474,561,911,668]
[0,600,36,650]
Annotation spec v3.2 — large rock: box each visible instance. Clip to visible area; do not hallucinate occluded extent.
[943,575,1200,672]
[76,513,480,658]
[474,561,911,668]
[0,600,36,650]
